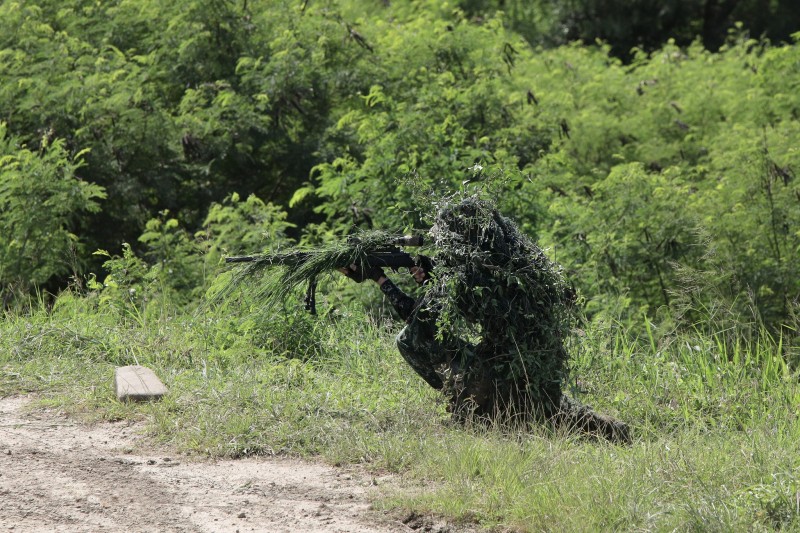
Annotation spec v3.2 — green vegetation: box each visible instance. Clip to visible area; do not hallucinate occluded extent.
[2,0,800,530]
[3,290,799,530]
[2,0,798,336]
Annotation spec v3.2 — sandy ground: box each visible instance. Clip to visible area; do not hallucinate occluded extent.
[0,396,457,533]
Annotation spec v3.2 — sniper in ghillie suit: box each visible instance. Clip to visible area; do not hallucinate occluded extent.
[223,196,629,444]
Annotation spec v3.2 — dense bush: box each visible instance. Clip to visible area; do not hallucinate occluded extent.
[0,0,798,347]
[0,124,105,304]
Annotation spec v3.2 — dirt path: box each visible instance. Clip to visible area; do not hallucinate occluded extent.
[0,396,444,533]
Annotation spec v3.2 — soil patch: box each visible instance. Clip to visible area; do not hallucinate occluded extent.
[0,395,457,532]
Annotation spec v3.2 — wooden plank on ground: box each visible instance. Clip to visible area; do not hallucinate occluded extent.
[114,365,168,402]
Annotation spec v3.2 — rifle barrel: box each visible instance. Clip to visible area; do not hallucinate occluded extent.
[224,234,423,264]
[393,234,424,246]
[225,256,259,263]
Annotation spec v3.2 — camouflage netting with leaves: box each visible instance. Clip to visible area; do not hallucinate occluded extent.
[423,196,575,417]
[213,229,416,308]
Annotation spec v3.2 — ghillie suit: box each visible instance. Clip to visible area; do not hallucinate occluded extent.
[218,197,629,443]
[410,197,628,442]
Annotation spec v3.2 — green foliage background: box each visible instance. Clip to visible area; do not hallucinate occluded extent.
[0,0,798,339]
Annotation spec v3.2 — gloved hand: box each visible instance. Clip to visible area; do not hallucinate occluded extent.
[411,255,434,285]
[340,263,384,283]
[409,266,427,285]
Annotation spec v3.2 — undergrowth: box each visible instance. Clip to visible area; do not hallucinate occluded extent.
[2,290,799,531]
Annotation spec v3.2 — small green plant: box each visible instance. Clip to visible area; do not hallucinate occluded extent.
[201,192,296,261]
[138,210,205,303]
[89,244,152,321]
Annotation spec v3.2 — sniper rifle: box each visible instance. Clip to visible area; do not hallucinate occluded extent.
[224,234,430,314]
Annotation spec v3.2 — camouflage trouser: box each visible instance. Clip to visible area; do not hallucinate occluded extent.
[395,311,447,390]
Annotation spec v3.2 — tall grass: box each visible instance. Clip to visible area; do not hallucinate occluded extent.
[388,317,800,530]
[2,290,799,530]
